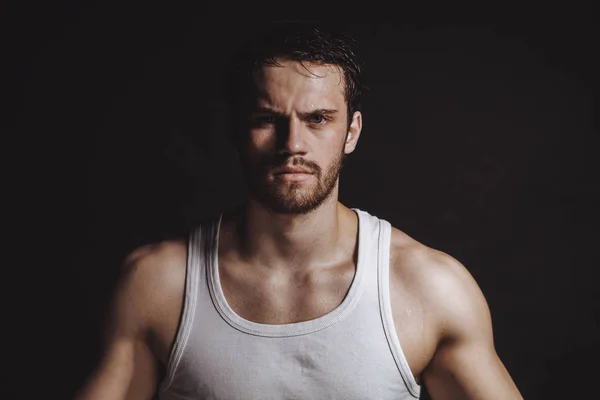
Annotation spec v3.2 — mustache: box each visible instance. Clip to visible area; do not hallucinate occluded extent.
[262,157,321,174]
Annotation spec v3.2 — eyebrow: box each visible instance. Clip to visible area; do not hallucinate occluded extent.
[252,107,339,118]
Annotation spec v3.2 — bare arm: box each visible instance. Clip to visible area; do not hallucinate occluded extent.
[74,249,161,400]
[422,253,523,399]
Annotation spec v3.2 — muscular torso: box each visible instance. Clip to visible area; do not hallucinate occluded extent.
[145,212,439,386]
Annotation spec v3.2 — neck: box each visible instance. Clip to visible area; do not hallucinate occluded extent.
[225,195,353,271]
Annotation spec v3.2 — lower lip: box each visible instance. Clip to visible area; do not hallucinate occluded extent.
[275,173,313,182]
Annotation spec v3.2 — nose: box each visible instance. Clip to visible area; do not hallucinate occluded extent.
[276,117,309,156]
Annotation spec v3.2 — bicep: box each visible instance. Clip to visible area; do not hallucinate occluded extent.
[421,254,522,399]
[75,257,159,400]
[76,337,158,400]
[423,339,521,400]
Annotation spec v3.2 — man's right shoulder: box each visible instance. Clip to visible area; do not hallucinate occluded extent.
[117,237,189,309]
[122,237,188,274]
[110,237,189,343]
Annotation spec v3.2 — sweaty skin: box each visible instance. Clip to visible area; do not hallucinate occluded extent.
[76,60,523,400]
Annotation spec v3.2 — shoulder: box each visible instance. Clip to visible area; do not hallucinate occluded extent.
[389,226,469,293]
[122,238,187,277]
[121,238,188,289]
[116,237,188,330]
[389,226,492,342]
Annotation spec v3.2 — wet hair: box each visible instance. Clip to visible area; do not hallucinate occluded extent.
[225,21,365,141]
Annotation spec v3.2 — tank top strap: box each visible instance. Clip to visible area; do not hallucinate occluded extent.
[160,213,222,391]
[376,217,420,397]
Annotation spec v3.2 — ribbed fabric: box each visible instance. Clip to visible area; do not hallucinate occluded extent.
[159,208,420,399]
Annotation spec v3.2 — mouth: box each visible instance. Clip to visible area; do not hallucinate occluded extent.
[272,166,314,174]
[273,172,313,182]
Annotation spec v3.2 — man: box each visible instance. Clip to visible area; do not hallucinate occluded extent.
[76,22,523,399]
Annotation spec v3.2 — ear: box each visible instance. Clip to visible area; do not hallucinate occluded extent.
[344,111,362,155]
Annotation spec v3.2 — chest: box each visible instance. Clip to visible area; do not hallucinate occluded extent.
[161,322,415,400]
[219,259,356,324]
[216,254,436,384]
[153,244,437,385]
[159,253,417,400]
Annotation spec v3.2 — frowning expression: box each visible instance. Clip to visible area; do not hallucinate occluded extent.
[236,59,362,214]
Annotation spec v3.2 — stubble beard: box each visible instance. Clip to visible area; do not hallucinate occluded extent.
[242,150,347,215]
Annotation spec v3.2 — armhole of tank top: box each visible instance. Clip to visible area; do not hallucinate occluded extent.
[377,219,421,399]
[160,226,201,392]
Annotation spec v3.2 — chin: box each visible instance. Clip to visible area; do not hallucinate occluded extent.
[265,202,322,215]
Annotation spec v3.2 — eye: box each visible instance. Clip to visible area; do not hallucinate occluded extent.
[250,115,276,127]
[261,116,276,123]
[308,115,326,124]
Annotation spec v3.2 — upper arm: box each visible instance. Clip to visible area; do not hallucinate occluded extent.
[75,247,163,400]
[421,253,523,400]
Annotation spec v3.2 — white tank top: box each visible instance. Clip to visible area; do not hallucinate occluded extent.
[159,208,421,399]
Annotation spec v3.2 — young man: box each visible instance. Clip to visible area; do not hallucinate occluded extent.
[76,22,523,399]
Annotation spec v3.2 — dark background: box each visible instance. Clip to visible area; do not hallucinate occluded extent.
[10,4,598,399]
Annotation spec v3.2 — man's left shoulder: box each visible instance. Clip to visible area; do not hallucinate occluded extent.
[388,226,488,315]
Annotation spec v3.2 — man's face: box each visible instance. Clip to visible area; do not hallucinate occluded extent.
[236,59,361,215]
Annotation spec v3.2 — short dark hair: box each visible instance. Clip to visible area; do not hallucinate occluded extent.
[225,21,365,140]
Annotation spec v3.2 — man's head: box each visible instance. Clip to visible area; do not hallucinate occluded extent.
[225,21,365,214]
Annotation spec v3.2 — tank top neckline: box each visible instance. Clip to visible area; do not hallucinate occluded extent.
[207,208,370,337]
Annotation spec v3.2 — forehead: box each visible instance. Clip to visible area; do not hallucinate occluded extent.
[251,59,346,110]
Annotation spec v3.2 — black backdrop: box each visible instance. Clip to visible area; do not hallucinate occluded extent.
[11,4,598,399]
